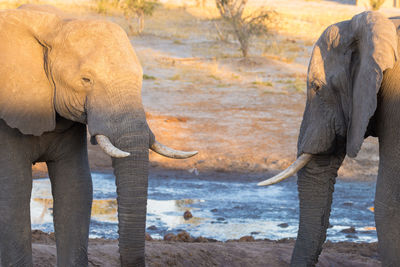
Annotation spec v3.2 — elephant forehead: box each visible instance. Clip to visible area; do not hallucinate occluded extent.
[63,19,127,40]
[308,45,326,84]
[59,20,133,56]
[54,20,142,76]
[323,25,341,50]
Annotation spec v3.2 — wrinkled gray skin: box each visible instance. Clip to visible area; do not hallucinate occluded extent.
[292,11,400,266]
[0,5,184,267]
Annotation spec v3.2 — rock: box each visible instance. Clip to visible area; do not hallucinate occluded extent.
[278,223,289,228]
[275,238,295,243]
[346,234,359,239]
[211,220,227,224]
[49,232,55,240]
[217,217,225,221]
[194,236,209,243]
[31,230,55,243]
[164,233,177,241]
[210,208,218,213]
[150,162,159,167]
[188,167,199,175]
[183,210,193,220]
[341,227,357,234]
[147,225,158,231]
[250,232,260,235]
[176,231,194,242]
[164,231,195,242]
[239,236,255,242]
[145,233,153,241]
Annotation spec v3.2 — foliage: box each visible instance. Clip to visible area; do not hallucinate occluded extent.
[121,0,158,33]
[120,0,157,17]
[95,0,113,14]
[95,0,158,33]
[369,0,385,10]
[215,0,273,57]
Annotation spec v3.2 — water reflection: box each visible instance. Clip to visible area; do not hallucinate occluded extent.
[31,172,377,242]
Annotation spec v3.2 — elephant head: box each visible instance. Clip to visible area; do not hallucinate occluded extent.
[1,5,197,265]
[258,11,398,265]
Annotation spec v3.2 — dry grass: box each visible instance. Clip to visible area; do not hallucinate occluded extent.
[2,1,397,85]
[262,38,306,63]
[4,0,396,61]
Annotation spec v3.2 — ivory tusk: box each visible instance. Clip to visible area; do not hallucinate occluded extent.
[257,153,312,186]
[95,135,130,158]
[150,140,198,159]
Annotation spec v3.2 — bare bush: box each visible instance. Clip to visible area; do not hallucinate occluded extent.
[215,0,273,57]
[95,0,158,34]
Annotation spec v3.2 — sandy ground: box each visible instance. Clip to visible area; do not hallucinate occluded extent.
[31,230,380,267]
[15,0,400,265]
[31,0,387,181]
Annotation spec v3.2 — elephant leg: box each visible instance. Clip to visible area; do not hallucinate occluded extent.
[0,148,33,266]
[291,153,344,267]
[374,160,400,266]
[46,123,92,267]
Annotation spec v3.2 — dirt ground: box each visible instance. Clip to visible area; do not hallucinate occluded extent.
[31,230,380,267]
[16,0,400,265]
[27,0,392,181]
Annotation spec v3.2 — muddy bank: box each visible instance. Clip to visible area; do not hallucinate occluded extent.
[30,230,379,267]
[32,134,379,182]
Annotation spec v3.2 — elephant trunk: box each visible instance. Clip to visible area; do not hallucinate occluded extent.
[86,78,196,265]
[112,121,149,266]
[290,153,344,266]
[86,81,150,265]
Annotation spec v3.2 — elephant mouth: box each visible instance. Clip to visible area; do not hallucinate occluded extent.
[94,134,198,159]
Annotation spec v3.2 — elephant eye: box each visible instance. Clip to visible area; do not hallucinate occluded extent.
[312,82,321,93]
[81,77,93,87]
[82,77,91,83]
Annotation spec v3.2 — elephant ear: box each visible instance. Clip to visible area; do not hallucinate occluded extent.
[346,11,398,157]
[0,10,61,136]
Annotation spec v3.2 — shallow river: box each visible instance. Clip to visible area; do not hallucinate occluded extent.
[31,172,377,242]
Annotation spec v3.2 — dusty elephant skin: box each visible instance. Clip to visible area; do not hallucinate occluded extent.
[0,4,196,267]
[259,11,400,266]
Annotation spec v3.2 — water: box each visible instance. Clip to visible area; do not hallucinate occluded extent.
[31,172,377,242]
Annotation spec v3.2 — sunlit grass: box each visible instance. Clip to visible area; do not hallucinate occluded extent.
[252,80,273,87]
[276,76,306,92]
[169,74,181,81]
[143,74,157,80]
[208,74,221,81]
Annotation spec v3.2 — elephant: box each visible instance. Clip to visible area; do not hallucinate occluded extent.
[258,11,400,266]
[0,4,197,267]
